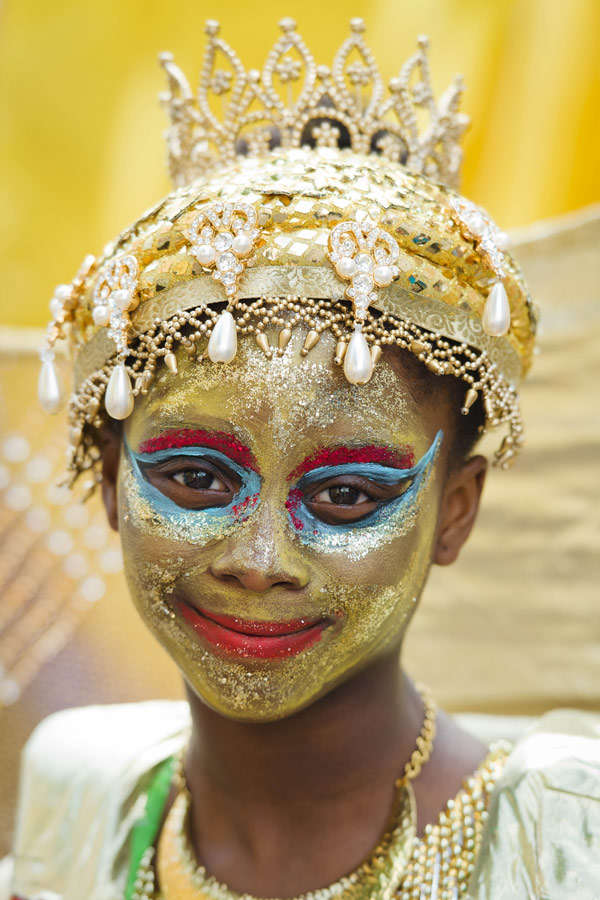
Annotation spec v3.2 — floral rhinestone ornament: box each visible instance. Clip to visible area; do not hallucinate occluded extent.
[327,215,400,384]
[186,201,261,364]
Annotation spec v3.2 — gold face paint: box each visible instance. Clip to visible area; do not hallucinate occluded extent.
[118,324,446,722]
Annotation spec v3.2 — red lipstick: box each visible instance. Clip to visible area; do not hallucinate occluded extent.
[179,603,330,658]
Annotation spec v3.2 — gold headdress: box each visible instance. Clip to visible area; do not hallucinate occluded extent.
[37,18,538,496]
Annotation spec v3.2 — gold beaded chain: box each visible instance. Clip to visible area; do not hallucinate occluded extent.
[130,688,509,900]
[396,684,436,788]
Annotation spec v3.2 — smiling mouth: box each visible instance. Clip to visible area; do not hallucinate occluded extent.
[178,602,333,659]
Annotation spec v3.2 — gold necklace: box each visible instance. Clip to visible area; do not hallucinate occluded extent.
[133,686,506,900]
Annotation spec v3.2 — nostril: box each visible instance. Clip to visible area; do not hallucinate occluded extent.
[272,578,301,590]
[216,572,242,586]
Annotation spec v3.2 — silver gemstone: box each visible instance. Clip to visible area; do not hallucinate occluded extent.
[355,251,373,273]
[220,271,236,285]
[214,232,233,252]
[353,273,374,296]
[217,251,236,272]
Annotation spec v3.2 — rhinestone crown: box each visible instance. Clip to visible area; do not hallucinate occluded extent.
[159,18,469,190]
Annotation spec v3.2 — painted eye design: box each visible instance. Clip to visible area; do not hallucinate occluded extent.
[302,475,414,526]
[139,456,241,510]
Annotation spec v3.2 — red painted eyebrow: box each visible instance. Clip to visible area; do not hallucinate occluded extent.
[138,429,258,472]
[289,445,416,480]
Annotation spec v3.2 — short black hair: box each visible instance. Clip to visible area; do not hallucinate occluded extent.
[385,345,485,469]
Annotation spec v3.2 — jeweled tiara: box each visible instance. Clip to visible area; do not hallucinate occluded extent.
[159,18,468,190]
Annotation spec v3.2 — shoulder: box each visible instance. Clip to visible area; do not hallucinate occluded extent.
[11,700,189,900]
[500,707,600,786]
[21,698,190,783]
[468,709,600,899]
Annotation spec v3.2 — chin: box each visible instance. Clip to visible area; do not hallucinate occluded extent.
[181,652,380,724]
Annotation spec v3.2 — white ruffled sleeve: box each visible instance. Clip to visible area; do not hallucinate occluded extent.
[467,709,600,899]
[9,700,189,900]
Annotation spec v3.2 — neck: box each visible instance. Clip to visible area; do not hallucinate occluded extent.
[185,654,421,804]
[181,652,425,894]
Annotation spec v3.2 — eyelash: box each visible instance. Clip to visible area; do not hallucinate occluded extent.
[142,458,238,495]
[309,484,373,505]
[171,468,227,491]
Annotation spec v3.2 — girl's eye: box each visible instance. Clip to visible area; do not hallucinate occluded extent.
[313,485,370,506]
[171,469,227,492]
[139,456,241,509]
[302,474,414,525]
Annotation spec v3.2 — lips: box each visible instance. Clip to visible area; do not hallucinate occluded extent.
[178,602,331,658]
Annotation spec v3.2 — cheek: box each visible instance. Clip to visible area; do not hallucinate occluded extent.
[117,451,260,620]
[288,444,443,650]
[320,529,436,650]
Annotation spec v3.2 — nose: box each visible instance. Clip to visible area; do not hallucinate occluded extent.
[209,505,310,593]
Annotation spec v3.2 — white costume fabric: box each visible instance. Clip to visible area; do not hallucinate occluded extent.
[1,701,599,899]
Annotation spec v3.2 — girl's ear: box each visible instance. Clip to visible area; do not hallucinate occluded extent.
[434,455,487,565]
[99,424,121,532]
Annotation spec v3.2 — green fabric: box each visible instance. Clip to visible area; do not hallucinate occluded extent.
[125,754,175,900]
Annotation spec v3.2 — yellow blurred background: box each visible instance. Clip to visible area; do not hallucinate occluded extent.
[1,0,600,857]
[1,0,599,328]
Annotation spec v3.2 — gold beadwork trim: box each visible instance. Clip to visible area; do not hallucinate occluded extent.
[73,267,522,391]
[65,294,523,497]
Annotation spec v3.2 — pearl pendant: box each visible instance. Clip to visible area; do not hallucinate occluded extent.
[105,363,134,419]
[38,358,64,414]
[343,329,373,384]
[482,282,511,337]
[207,310,237,363]
[164,351,178,374]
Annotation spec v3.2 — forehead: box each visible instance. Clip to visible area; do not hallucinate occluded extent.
[125,330,432,455]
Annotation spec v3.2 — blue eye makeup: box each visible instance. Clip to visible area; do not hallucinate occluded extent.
[286,430,444,556]
[123,432,261,545]
[122,429,442,556]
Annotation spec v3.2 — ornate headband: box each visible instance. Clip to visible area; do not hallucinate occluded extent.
[37,19,538,497]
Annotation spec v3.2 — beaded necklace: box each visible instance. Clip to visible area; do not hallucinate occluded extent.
[128,690,509,900]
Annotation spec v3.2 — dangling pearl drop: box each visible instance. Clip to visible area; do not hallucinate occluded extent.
[208,310,237,363]
[38,357,63,413]
[343,326,373,385]
[482,282,511,337]
[105,363,134,420]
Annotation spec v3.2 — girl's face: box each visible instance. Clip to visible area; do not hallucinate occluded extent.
[119,329,449,721]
